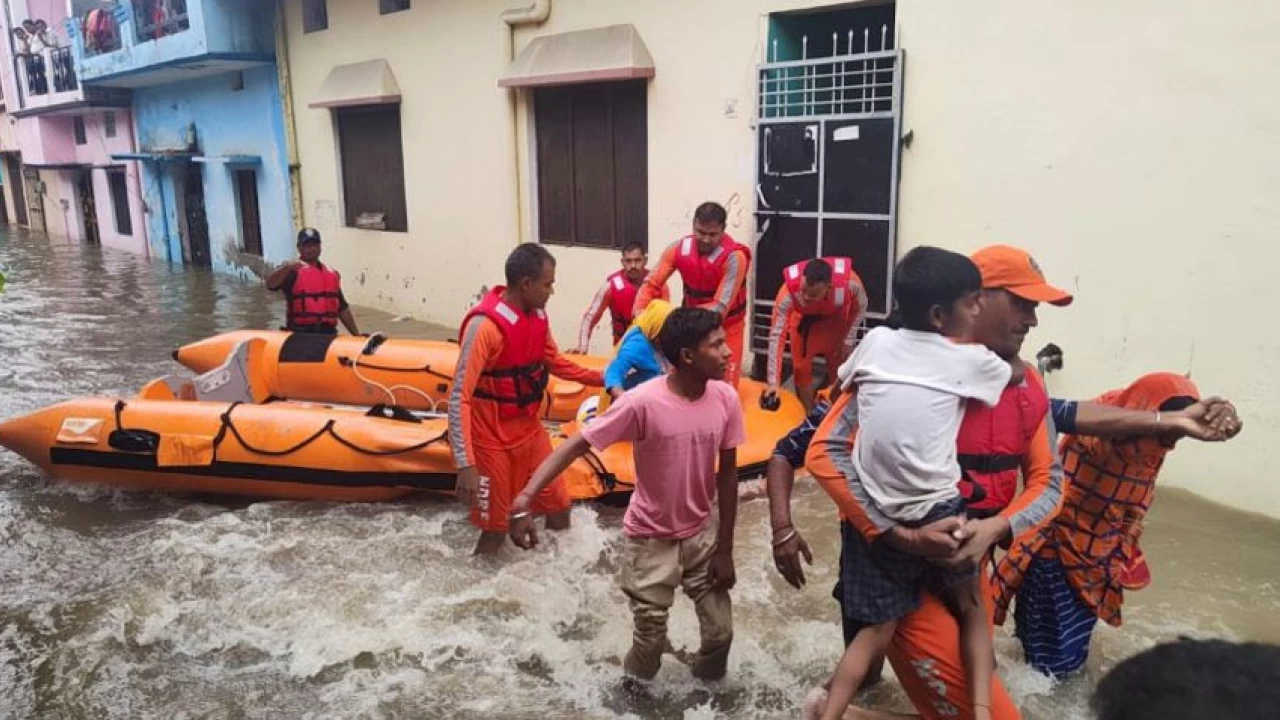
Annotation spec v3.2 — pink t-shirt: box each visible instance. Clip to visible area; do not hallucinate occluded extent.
[580,376,747,539]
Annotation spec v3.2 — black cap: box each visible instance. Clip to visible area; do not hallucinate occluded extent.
[297,228,321,244]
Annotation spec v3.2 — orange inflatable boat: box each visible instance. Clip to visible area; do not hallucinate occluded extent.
[0,338,806,504]
[173,330,605,423]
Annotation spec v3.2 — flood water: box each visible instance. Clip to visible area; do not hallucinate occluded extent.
[1,229,1277,719]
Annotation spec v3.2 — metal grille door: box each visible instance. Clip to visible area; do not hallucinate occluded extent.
[750,33,905,360]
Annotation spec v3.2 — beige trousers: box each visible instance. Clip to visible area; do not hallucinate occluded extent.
[620,517,733,681]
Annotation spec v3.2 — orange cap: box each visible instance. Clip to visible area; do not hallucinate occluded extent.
[970,245,1073,307]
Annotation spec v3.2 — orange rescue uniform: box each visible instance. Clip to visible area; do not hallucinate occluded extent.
[635,235,751,386]
[805,372,1064,720]
[764,260,868,390]
[449,297,604,533]
[578,271,668,350]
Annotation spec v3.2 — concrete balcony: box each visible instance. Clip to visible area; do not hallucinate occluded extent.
[9,46,130,118]
[72,0,274,89]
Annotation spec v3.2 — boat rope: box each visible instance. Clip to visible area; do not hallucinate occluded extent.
[580,447,630,492]
[108,401,640,497]
[210,402,448,458]
[342,332,565,422]
[337,356,454,381]
[342,332,449,413]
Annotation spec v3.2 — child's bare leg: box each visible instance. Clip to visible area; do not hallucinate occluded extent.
[819,621,898,720]
[807,660,885,720]
[945,576,994,720]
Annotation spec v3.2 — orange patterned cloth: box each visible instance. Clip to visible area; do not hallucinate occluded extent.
[992,373,1199,627]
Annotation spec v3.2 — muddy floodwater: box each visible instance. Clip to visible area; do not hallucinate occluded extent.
[2,229,1277,719]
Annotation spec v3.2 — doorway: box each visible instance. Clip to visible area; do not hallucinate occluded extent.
[5,156,26,226]
[235,168,263,256]
[78,171,100,244]
[750,3,902,378]
[22,167,46,234]
[178,163,210,267]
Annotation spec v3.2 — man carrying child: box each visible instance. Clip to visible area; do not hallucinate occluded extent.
[805,244,1072,720]
[507,307,746,681]
[818,247,1012,720]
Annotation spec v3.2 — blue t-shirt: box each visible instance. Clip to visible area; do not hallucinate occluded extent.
[1050,398,1076,434]
[604,327,666,392]
[772,399,833,469]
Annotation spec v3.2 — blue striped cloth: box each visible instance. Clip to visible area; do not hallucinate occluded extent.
[1013,555,1098,677]
[771,399,832,468]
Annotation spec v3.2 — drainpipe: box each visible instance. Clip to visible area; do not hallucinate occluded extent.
[501,0,550,246]
[274,0,304,239]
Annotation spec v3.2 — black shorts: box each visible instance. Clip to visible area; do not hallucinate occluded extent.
[833,496,974,629]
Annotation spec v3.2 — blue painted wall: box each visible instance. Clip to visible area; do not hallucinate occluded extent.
[134,64,294,275]
[204,0,275,54]
[76,0,274,83]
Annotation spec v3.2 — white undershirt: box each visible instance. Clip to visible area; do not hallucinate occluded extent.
[837,327,1012,522]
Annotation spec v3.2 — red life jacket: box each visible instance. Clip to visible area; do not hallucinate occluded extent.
[783,256,857,317]
[605,269,642,343]
[459,287,550,419]
[288,263,342,329]
[955,368,1049,515]
[671,234,752,322]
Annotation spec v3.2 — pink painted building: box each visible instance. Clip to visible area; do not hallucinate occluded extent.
[0,0,147,256]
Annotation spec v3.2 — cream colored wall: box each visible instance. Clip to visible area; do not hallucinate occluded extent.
[282,0,521,332]
[283,0,821,354]
[893,0,1280,517]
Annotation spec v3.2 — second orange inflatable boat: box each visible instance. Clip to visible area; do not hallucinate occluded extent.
[173,330,604,423]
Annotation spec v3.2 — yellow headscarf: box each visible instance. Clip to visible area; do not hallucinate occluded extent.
[596,300,675,413]
[631,299,674,343]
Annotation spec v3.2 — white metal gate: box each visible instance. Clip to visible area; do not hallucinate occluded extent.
[750,28,905,366]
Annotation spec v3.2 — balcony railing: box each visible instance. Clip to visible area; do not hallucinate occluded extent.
[14,47,80,103]
[18,53,48,96]
[51,47,78,92]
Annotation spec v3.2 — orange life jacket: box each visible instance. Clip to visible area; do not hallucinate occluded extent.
[459,287,550,420]
[288,263,342,329]
[955,369,1049,516]
[782,257,858,317]
[605,270,642,343]
[991,372,1200,627]
[672,234,752,322]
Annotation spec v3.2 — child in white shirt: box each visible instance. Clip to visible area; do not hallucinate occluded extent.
[816,246,1012,720]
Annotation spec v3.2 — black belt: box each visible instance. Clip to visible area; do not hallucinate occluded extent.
[957,453,1021,474]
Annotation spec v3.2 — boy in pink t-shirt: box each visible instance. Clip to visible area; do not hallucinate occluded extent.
[510,307,746,681]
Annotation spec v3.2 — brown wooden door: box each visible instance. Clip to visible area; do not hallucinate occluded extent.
[235,169,263,255]
[336,105,407,232]
[534,81,647,250]
[181,164,210,268]
[3,155,23,226]
[78,171,100,244]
